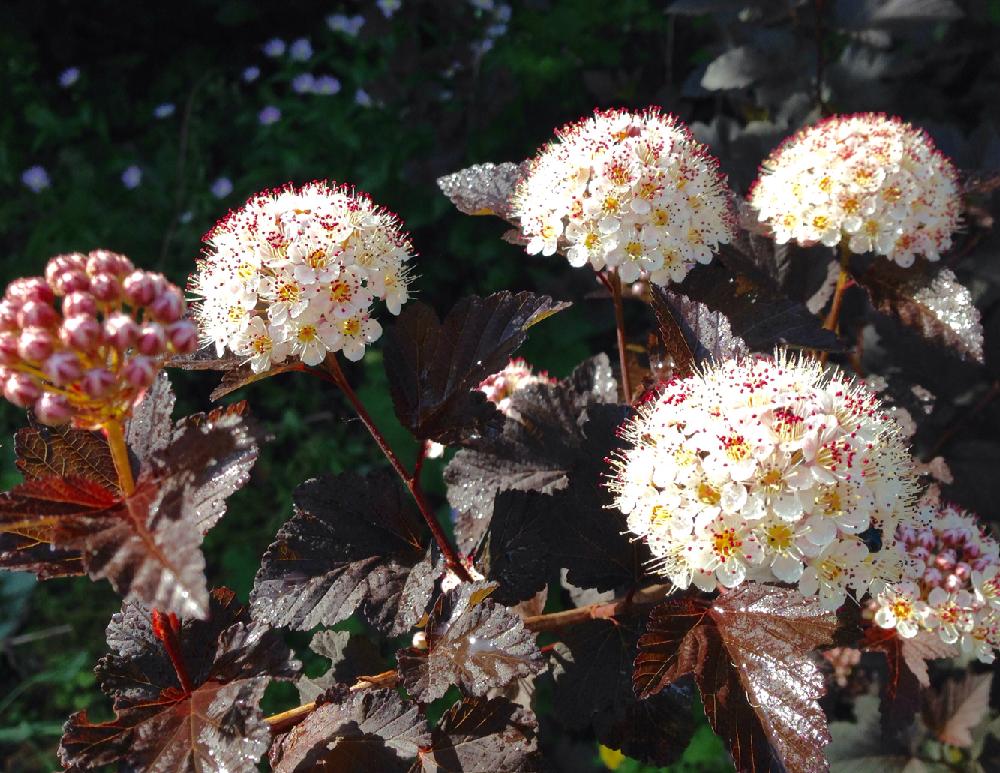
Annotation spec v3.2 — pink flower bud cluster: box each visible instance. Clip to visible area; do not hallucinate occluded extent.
[874,501,1000,663]
[0,250,197,428]
[477,358,555,418]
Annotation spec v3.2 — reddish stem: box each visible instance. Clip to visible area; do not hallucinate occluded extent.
[321,355,472,583]
[151,609,194,695]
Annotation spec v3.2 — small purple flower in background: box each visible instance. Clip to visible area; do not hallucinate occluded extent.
[21,166,51,193]
[377,0,402,18]
[258,105,281,125]
[263,38,285,57]
[121,165,142,189]
[314,75,341,95]
[289,38,313,61]
[327,13,365,36]
[291,73,315,94]
[243,66,261,83]
[211,177,234,199]
[58,67,80,88]
[153,103,175,119]
[354,88,372,107]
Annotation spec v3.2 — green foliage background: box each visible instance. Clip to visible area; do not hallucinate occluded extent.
[1,1,999,770]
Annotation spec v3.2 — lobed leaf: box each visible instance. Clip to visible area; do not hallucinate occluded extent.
[268,686,426,773]
[250,469,436,635]
[396,582,544,703]
[383,291,569,445]
[415,696,542,772]
[635,584,837,772]
[858,262,984,363]
[59,587,299,772]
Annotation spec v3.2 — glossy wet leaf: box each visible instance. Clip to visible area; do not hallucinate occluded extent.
[383,291,569,445]
[268,686,426,773]
[396,582,544,703]
[59,588,299,772]
[635,585,837,772]
[415,696,542,772]
[250,469,436,635]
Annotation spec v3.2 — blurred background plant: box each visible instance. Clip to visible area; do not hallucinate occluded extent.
[2,0,1000,770]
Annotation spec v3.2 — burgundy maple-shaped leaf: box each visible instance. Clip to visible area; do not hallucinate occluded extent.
[859,261,984,363]
[59,587,300,772]
[635,585,837,772]
[650,285,749,377]
[268,686,427,773]
[383,292,569,445]
[862,625,959,737]
[444,355,618,545]
[415,696,542,772]
[250,469,437,636]
[397,582,544,703]
[551,617,695,767]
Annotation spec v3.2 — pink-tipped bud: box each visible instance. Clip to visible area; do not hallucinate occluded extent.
[18,300,59,329]
[89,272,121,303]
[150,288,185,323]
[923,567,943,587]
[136,323,166,356]
[0,300,21,331]
[0,332,21,365]
[60,315,102,352]
[17,328,56,363]
[52,270,91,295]
[4,373,41,407]
[104,313,139,351]
[166,319,198,354]
[122,271,157,306]
[34,392,72,426]
[45,254,87,285]
[82,368,116,398]
[122,356,156,389]
[62,291,98,318]
[43,351,82,387]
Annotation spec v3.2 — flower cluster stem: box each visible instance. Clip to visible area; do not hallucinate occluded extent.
[104,419,135,496]
[322,354,472,583]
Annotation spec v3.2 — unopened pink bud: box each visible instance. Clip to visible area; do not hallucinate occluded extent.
[0,300,21,331]
[43,351,82,386]
[52,270,91,295]
[122,271,157,306]
[150,288,184,323]
[137,324,166,356]
[166,319,198,354]
[62,291,98,318]
[34,392,72,426]
[82,368,116,398]
[0,332,21,365]
[104,313,139,351]
[60,315,103,352]
[45,254,86,285]
[17,328,55,363]
[89,272,121,303]
[122,356,156,389]
[17,300,59,329]
[4,373,41,407]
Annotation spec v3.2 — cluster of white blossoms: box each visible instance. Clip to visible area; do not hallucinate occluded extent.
[609,352,923,610]
[874,502,1000,663]
[749,113,961,268]
[511,108,734,285]
[189,181,414,370]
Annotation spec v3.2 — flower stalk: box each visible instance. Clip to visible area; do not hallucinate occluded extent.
[322,354,472,583]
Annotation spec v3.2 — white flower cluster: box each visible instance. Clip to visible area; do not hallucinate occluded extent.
[190,181,414,370]
[749,113,961,268]
[609,352,922,610]
[511,108,733,285]
[874,502,1000,663]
